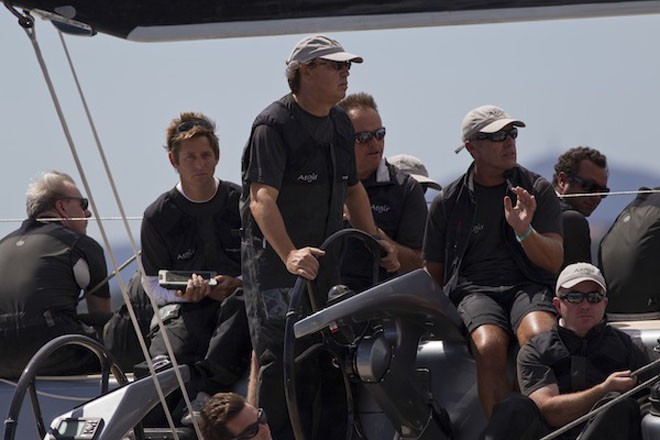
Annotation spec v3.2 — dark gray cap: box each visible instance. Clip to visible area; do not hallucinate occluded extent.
[389,154,442,191]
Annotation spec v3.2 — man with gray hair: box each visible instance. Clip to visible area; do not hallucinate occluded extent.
[424,104,564,418]
[0,171,110,378]
[241,35,398,439]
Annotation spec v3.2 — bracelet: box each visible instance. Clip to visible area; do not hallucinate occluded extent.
[516,225,534,243]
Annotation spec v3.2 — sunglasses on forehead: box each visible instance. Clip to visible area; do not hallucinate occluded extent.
[231,408,267,440]
[60,196,89,211]
[558,291,605,304]
[355,127,386,144]
[472,127,518,142]
[570,175,610,198]
[174,118,213,134]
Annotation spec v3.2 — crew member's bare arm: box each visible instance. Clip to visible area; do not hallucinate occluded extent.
[528,370,637,427]
[504,186,563,273]
[378,228,422,273]
[85,295,111,314]
[425,262,444,288]
[250,182,324,279]
[85,295,111,337]
[345,183,400,273]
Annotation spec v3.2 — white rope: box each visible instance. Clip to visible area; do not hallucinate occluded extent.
[560,188,660,199]
[18,19,193,438]
[57,29,199,437]
[0,216,143,223]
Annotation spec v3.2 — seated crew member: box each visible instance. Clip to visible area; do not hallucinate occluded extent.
[423,104,563,418]
[0,170,111,378]
[141,112,251,425]
[337,92,428,292]
[481,262,650,440]
[552,147,609,267]
[200,392,272,440]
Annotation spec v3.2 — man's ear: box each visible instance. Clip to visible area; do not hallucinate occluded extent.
[552,296,562,315]
[168,151,177,167]
[557,171,570,192]
[464,141,476,159]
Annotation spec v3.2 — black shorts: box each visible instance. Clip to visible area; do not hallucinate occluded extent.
[455,283,555,335]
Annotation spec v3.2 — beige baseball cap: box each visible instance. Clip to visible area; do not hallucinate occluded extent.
[454,105,525,153]
[286,34,363,66]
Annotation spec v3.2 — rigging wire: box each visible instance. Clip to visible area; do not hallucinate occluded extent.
[56,27,201,438]
[8,9,197,438]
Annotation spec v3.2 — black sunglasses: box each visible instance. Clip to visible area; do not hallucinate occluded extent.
[355,127,386,144]
[174,118,213,134]
[312,60,352,71]
[570,175,610,198]
[473,127,518,142]
[558,291,605,304]
[61,197,89,211]
[232,408,267,440]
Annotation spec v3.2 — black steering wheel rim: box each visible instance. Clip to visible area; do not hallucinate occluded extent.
[3,333,144,440]
[283,228,383,440]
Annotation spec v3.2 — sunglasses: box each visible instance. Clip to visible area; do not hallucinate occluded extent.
[558,291,605,304]
[174,118,213,134]
[355,127,386,144]
[311,60,352,71]
[473,127,518,142]
[570,175,610,198]
[232,408,267,440]
[61,197,89,211]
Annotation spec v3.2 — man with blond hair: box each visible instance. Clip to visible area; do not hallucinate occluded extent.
[142,112,251,425]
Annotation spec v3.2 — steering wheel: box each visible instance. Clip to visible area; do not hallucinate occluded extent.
[283,229,383,440]
[3,334,143,440]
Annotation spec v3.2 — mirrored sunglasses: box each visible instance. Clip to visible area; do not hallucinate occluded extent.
[355,127,386,144]
[174,118,213,134]
[570,175,610,199]
[558,291,605,304]
[232,408,268,440]
[473,127,518,142]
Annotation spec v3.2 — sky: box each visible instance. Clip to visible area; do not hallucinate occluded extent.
[2,9,660,265]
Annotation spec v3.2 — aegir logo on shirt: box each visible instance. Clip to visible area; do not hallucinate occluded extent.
[297,173,318,183]
[372,204,391,214]
[472,224,484,235]
[177,249,194,260]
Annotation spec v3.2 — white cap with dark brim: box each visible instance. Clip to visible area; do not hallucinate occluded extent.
[454,104,525,154]
[555,262,607,296]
